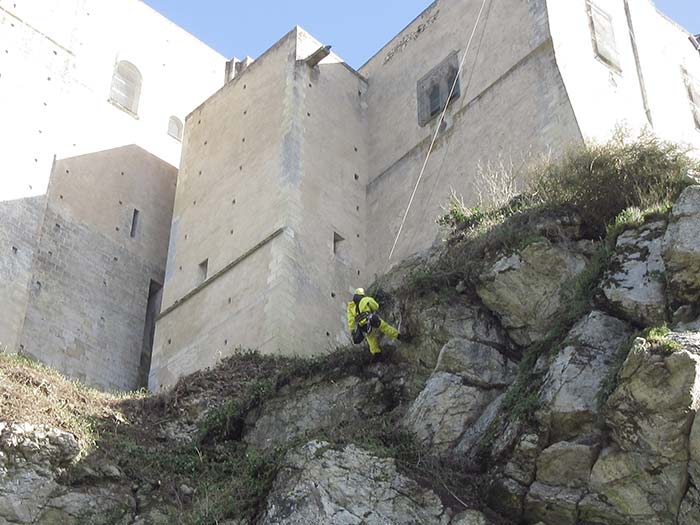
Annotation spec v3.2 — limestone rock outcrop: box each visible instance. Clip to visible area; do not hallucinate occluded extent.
[476,240,588,346]
[0,423,133,524]
[535,440,598,489]
[602,221,668,326]
[537,311,631,441]
[4,186,700,525]
[663,185,700,310]
[259,440,456,524]
[400,301,512,371]
[403,338,517,454]
[606,332,700,461]
[244,369,403,451]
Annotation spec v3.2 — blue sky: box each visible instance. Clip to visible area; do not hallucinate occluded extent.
[143,1,699,69]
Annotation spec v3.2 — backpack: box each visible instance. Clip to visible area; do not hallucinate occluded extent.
[352,302,372,344]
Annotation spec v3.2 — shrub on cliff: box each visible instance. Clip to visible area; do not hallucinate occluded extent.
[440,131,698,238]
[528,131,696,236]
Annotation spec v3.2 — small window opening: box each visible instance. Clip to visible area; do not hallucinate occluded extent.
[168,116,183,141]
[109,61,142,115]
[333,232,349,261]
[198,259,208,284]
[130,209,140,238]
[333,232,344,254]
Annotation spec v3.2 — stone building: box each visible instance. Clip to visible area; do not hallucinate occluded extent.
[0,0,226,390]
[1,0,698,392]
[148,0,700,390]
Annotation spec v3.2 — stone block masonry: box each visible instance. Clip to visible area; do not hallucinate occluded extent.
[13,146,176,392]
[0,196,46,351]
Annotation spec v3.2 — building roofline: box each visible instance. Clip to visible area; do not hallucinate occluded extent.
[358,1,438,72]
[186,27,299,120]
[137,0,228,60]
[653,6,693,36]
[295,26,368,82]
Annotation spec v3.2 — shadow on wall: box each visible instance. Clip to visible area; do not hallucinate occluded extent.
[1,144,177,392]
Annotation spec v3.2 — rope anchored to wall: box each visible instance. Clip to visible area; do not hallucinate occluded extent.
[385,0,493,271]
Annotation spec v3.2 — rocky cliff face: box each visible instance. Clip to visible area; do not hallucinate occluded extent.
[2,185,700,524]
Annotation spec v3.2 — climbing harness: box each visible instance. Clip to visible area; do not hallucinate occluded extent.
[386,0,494,270]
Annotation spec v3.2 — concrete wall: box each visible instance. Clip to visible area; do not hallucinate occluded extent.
[150,28,370,391]
[150,31,296,391]
[547,0,700,150]
[360,0,583,276]
[0,196,46,351]
[0,0,226,201]
[289,30,369,351]
[19,146,176,391]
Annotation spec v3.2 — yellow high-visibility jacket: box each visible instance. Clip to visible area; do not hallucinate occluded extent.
[347,296,380,332]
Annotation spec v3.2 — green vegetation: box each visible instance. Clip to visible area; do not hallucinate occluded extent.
[3,133,696,523]
[424,132,697,298]
[0,348,379,524]
[596,325,681,413]
[528,131,693,236]
[596,335,636,412]
[643,325,682,353]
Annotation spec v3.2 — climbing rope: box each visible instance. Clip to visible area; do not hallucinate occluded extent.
[385,0,493,270]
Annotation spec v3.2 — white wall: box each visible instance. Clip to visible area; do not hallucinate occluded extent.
[0,0,226,201]
[547,0,700,150]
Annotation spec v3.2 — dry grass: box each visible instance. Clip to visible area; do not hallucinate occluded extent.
[0,352,126,451]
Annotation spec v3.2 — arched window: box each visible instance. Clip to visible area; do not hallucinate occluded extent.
[168,116,183,141]
[109,61,142,115]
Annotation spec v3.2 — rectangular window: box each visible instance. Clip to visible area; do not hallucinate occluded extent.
[587,1,621,71]
[333,231,352,263]
[417,51,461,126]
[130,209,140,238]
[198,259,208,284]
[682,69,700,130]
[333,232,345,255]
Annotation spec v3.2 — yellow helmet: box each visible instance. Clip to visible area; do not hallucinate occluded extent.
[354,288,365,296]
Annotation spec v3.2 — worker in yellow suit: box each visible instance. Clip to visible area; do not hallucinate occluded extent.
[347,288,402,355]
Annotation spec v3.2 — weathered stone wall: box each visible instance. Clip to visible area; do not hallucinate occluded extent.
[19,146,176,391]
[289,29,369,351]
[0,196,46,351]
[0,0,225,202]
[360,0,583,276]
[150,31,296,391]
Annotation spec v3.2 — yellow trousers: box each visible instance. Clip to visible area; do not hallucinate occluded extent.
[366,319,399,354]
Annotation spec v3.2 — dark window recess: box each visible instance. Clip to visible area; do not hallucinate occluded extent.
[587,1,621,71]
[138,280,163,388]
[168,116,183,141]
[198,259,209,284]
[333,231,351,262]
[429,83,441,117]
[130,209,140,238]
[417,51,461,126]
[333,232,344,255]
[109,61,142,115]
